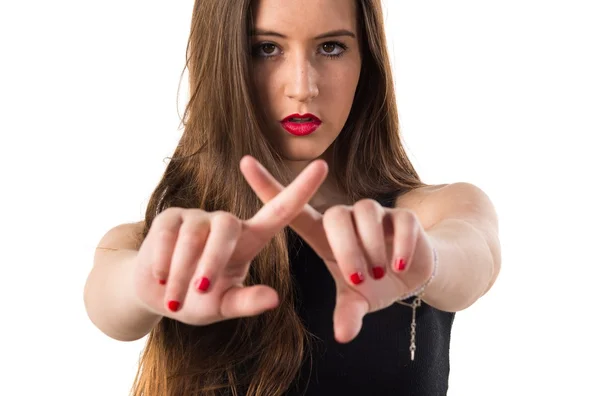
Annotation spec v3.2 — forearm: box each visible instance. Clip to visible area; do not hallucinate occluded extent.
[422,219,497,312]
[84,248,163,341]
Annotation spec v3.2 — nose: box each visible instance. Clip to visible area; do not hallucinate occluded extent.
[284,53,319,103]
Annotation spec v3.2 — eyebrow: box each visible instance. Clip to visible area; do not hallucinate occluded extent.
[250,28,356,40]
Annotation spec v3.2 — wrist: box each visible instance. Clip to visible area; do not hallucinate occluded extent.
[397,247,439,302]
[125,251,164,335]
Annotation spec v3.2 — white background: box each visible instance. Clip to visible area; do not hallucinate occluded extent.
[1,0,599,395]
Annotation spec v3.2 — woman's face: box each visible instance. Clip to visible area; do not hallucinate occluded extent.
[251,0,362,163]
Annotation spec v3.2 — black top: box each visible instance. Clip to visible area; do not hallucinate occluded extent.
[285,192,455,396]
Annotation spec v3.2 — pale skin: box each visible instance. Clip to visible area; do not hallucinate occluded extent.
[89,0,501,343]
[249,0,500,323]
[127,155,499,344]
[250,0,361,211]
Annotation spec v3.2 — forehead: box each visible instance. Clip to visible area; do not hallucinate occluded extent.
[252,0,358,35]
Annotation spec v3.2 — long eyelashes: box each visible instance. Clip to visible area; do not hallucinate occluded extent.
[251,41,348,60]
[320,42,348,59]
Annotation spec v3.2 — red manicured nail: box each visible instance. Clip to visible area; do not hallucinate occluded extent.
[395,258,406,271]
[195,277,211,292]
[158,279,166,285]
[350,272,365,285]
[372,266,385,279]
[167,300,180,312]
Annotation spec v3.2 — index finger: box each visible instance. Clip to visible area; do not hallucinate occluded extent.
[240,155,334,260]
[240,155,327,255]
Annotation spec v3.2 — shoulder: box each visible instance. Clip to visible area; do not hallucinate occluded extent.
[394,183,448,211]
[95,220,146,252]
[394,182,496,231]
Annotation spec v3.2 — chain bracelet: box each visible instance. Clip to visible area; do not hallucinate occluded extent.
[396,246,439,361]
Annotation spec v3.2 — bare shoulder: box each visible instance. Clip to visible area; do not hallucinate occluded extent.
[392,184,447,229]
[95,220,146,252]
[394,184,449,209]
[394,182,497,231]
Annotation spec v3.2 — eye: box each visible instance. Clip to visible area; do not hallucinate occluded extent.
[319,41,347,58]
[253,43,280,58]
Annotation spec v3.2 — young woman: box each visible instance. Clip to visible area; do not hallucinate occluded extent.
[84,0,501,394]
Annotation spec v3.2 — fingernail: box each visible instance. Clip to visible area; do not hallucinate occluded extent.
[395,258,406,271]
[195,277,211,292]
[167,300,180,312]
[350,272,365,285]
[372,266,385,279]
[158,279,166,285]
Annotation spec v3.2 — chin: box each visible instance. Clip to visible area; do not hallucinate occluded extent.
[266,125,337,163]
[279,148,325,162]
[281,152,320,162]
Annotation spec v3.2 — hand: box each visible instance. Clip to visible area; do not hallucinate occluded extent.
[132,158,328,326]
[242,155,436,343]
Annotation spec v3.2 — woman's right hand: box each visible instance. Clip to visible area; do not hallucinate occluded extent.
[132,158,328,326]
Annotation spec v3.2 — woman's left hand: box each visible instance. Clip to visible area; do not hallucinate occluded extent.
[241,156,437,343]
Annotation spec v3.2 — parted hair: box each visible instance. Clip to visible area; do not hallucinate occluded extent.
[130,0,424,394]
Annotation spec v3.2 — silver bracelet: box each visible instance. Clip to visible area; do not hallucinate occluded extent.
[396,246,439,361]
[396,246,439,302]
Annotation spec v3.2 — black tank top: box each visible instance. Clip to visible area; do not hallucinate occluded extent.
[286,192,455,396]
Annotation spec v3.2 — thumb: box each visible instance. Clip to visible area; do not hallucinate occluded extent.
[332,290,369,343]
[220,285,280,319]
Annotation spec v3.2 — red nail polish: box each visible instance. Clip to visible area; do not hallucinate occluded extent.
[167,300,180,312]
[195,277,211,292]
[395,258,406,271]
[372,266,385,279]
[350,272,365,285]
[159,279,166,285]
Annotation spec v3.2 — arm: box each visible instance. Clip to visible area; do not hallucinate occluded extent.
[83,222,163,341]
[404,182,502,312]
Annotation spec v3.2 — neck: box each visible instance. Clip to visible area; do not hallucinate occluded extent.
[283,152,351,214]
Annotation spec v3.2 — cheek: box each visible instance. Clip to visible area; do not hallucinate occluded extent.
[252,69,273,107]
[328,66,361,119]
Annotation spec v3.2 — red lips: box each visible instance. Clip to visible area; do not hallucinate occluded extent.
[280,113,322,136]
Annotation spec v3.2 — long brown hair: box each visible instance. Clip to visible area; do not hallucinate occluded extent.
[131,0,425,394]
